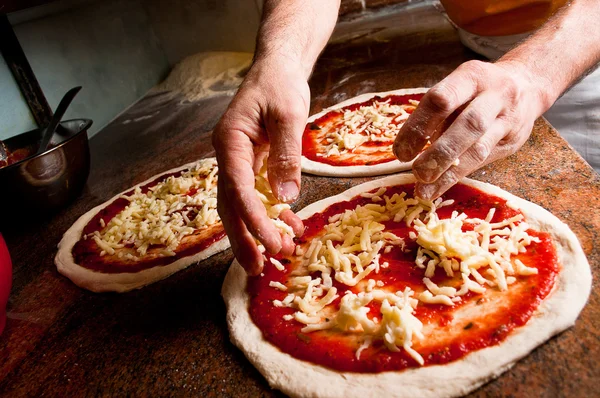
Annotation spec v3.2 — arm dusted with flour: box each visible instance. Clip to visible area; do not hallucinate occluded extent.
[212,0,340,275]
[394,0,600,200]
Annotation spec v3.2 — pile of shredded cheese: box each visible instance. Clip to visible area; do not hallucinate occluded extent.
[414,209,539,306]
[265,186,540,365]
[89,159,220,260]
[318,99,418,158]
[89,158,294,260]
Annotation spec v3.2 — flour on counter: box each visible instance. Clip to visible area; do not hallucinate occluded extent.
[121,111,160,125]
[153,52,253,101]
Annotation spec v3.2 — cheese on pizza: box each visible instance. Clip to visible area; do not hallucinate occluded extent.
[88,159,220,260]
[247,182,560,372]
[59,157,294,291]
[78,157,292,263]
[302,94,422,167]
[322,99,415,156]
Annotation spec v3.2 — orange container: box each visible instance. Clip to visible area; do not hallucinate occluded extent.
[439,0,568,36]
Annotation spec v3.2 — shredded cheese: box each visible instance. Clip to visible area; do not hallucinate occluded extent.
[269,281,288,291]
[266,187,440,363]
[321,99,418,157]
[254,161,295,240]
[91,156,296,261]
[265,185,542,366]
[269,257,285,272]
[413,207,540,301]
[90,159,220,258]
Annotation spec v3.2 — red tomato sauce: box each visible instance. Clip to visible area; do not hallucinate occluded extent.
[302,94,424,166]
[247,183,559,373]
[72,169,226,273]
[0,147,35,169]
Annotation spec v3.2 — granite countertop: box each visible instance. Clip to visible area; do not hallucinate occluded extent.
[1,3,599,397]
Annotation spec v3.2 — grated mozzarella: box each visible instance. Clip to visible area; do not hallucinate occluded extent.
[414,207,540,300]
[267,188,436,362]
[270,257,285,272]
[90,158,220,258]
[254,162,295,239]
[321,99,419,157]
[269,281,288,291]
[265,184,542,366]
[91,156,296,263]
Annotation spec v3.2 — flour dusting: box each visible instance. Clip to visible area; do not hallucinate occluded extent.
[154,52,253,101]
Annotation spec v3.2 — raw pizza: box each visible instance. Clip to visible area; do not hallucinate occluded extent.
[56,158,230,292]
[301,88,428,177]
[222,174,591,398]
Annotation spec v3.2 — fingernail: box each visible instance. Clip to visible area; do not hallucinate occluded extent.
[266,241,282,255]
[394,144,413,162]
[417,184,436,201]
[277,181,299,203]
[254,257,264,276]
[249,263,263,276]
[414,159,438,183]
[415,169,433,183]
[244,256,263,276]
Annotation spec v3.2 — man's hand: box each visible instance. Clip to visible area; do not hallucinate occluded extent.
[212,60,308,276]
[211,0,339,275]
[395,0,600,199]
[393,60,548,200]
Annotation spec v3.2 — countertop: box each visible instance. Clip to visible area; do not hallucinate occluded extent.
[1,3,599,397]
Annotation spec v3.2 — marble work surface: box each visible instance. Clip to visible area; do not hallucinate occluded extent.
[1,3,599,397]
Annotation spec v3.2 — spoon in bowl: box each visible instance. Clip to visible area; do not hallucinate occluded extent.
[36,86,82,155]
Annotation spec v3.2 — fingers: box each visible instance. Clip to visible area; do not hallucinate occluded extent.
[412,91,504,184]
[415,119,508,200]
[279,209,305,237]
[217,178,264,275]
[214,128,283,255]
[266,101,307,203]
[213,67,311,275]
[281,233,296,257]
[394,66,480,162]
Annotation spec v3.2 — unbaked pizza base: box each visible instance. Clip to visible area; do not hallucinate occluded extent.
[56,159,230,293]
[222,174,591,398]
[301,88,429,177]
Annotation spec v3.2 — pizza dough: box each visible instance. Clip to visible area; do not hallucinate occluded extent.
[56,159,230,293]
[222,174,591,398]
[301,88,429,177]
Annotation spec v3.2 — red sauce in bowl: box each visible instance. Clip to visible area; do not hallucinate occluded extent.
[0,147,35,169]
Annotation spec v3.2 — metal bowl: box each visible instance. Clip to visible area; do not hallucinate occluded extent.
[0,119,92,225]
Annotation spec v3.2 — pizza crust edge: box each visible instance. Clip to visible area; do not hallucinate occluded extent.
[55,158,231,293]
[300,88,429,177]
[222,174,591,398]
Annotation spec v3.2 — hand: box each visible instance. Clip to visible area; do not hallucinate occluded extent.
[212,60,307,275]
[393,60,548,200]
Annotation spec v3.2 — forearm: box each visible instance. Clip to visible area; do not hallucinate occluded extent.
[255,0,341,79]
[499,0,600,113]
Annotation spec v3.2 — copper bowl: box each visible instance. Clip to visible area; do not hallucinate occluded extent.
[0,119,92,226]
